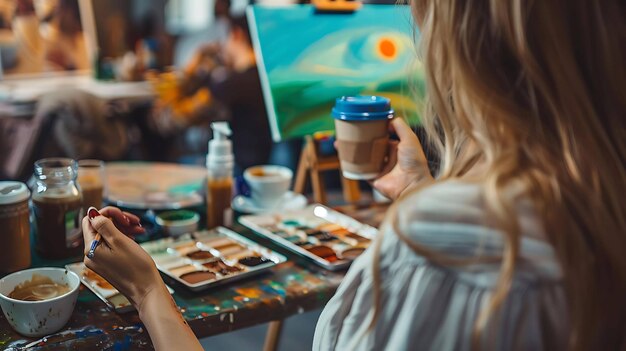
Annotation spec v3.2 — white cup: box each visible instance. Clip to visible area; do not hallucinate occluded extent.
[0,267,80,337]
[243,165,293,209]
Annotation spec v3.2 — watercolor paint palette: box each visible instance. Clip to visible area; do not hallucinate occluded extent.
[239,204,378,270]
[140,227,287,292]
[65,263,174,313]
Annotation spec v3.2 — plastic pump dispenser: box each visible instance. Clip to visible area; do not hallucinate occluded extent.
[207,122,234,170]
[206,122,234,228]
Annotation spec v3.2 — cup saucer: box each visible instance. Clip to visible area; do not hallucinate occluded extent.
[232,191,307,214]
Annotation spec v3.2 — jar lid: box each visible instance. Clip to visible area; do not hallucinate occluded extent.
[0,182,30,205]
[332,96,395,121]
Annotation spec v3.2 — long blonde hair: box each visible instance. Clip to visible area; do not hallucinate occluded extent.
[371,0,626,349]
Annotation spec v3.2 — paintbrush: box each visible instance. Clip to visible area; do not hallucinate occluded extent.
[86,233,101,259]
[86,207,101,259]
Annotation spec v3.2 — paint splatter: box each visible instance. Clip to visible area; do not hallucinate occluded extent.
[234,288,263,299]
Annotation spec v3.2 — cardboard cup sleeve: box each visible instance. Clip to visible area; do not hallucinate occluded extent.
[335,137,388,169]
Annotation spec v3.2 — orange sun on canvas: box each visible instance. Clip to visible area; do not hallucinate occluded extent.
[377,37,398,60]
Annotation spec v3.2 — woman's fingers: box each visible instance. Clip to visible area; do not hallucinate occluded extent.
[123,211,142,226]
[380,141,399,175]
[126,226,147,236]
[88,208,123,243]
[390,118,416,142]
[82,216,97,255]
[98,206,144,235]
[100,207,131,225]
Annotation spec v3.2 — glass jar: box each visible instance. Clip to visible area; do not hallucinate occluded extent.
[32,158,83,259]
[77,159,106,209]
[0,181,31,273]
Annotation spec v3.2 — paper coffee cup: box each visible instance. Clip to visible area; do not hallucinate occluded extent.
[332,96,394,180]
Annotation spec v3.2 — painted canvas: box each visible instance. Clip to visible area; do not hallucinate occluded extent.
[248,4,425,142]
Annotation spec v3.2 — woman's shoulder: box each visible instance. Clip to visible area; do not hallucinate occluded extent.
[396,179,545,241]
[398,180,486,223]
[384,180,561,282]
[313,181,566,350]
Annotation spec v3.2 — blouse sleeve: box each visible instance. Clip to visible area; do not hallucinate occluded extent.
[313,183,567,351]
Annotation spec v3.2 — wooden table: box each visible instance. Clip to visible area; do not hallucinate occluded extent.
[0,161,389,350]
[0,225,346,351]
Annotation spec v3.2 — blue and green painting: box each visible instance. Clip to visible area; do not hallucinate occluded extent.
[248,5,425,141]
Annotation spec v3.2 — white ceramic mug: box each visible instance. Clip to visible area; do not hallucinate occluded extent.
[243,165,293,209]
[0,267,80,337]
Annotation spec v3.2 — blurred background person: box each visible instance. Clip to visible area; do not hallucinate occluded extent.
[174,0,232,67]
[7,0,88,74]
[42,0,88,71]
[146,15,272,174]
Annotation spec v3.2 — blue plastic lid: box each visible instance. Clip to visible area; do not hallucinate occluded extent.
[332,96,394,121]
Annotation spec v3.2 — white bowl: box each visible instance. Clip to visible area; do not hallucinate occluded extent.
[0,267,80,337]
[156,210,200,237]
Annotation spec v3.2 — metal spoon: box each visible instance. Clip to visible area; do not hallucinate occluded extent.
[0,184,21,195]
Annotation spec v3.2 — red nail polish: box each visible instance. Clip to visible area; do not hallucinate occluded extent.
[88,208,101,219]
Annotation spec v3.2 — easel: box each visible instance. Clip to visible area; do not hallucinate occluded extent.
[261,2,362,350]
[293,135,361,204]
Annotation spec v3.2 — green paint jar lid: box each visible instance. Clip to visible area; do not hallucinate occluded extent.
[156,210,200,237]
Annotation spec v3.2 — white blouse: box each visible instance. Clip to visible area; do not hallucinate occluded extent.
[313,181,567,350]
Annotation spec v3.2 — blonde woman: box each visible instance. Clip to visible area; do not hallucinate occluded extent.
[81,0,625,350]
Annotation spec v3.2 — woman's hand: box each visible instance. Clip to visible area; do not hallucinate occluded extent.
[82,208,203,351]
[373,118,434,200]
[82,207,162,310]
[98,206,145,236]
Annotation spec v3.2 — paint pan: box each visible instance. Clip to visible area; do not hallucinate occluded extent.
[202,260,243,275]
[174,242,200,255]
[169,264,198,276]
[186,250,215,260]
[311,232,337,242]
[306,245,339,262]
[215,243,246,256]
[339,247,366,260]
[180,271,217,284]
[239,204,378,271]
[140,227,286,292]
[201,237,234,249]
[318,223,343,232]
[329,228,351,236]
[345,232,370,243]
[238,256,272,267]
[152,253,184,266]
[226,249,256,261]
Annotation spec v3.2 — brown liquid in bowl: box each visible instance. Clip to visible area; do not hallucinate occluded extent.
[8,274,70,301]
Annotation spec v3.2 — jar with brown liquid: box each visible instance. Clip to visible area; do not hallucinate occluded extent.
[0,181,31,274]
[77,159,105,209]
[32,158,83,259]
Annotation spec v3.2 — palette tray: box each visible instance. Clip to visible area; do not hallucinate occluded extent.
[65,263,174,313]
[239,204,378,270]
[140,227,287,292]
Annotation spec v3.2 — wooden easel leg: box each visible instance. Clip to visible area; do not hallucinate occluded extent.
[310,169,326,204]
[294,146,309,195]
[340,176,361,203]
[263,320,284,351]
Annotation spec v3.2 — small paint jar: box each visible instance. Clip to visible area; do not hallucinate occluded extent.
[0,181,31,274]
[156,210,200,237]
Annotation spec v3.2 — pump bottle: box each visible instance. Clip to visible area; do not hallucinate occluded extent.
[206,122,234,228]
